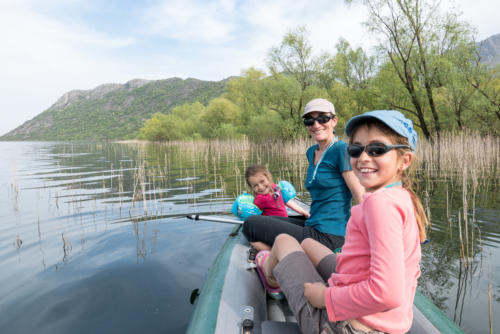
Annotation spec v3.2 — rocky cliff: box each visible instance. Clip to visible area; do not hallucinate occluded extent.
[1,77,227,141]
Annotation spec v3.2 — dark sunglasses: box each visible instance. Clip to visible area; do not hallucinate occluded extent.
[303,114,334,126]
[347,143,411,158]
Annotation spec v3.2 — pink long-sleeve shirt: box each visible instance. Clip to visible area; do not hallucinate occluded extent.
[325,186,421,334]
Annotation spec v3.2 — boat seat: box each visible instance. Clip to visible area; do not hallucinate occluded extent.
[262,320,301,334]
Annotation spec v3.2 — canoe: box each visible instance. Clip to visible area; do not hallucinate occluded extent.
[186,221,464,334]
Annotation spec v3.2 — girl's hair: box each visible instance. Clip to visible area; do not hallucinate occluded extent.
[348,119,430,242]
[245,164,274,193]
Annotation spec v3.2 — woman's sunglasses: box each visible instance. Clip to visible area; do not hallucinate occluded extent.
[303,114,334,126]
[347,143,411,158]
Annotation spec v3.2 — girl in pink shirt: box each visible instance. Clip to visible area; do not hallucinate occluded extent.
[254,110,430,334]
[245,164,309,217]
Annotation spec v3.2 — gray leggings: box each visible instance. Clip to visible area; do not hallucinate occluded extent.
[273,251,386,334]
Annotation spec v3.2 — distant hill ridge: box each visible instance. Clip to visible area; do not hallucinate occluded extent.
[1,77,228,141]
[51,79,151,111]
[479,33,500,67]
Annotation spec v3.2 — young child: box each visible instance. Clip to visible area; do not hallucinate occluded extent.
[255,110,429,334]
[245,164,310,218]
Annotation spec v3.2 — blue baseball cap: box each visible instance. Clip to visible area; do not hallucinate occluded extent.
[344,110,418,151]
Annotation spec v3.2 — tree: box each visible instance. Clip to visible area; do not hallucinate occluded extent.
[348,0,476,140]
[246,110,284,141]
[435,49,476,131]
[464,54,500,124]
[138,102,206,141]
[224,68,268,126]
[318,39,377,119]
[139,113,184,141]
[200,98,242,138]
[320,39,375,90]
[267,26,319,122]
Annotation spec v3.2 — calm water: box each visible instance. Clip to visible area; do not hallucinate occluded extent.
[0,141,498,333]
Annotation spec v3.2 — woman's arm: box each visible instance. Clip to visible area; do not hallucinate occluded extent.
[285,199,310,218]
[342,170,364,204]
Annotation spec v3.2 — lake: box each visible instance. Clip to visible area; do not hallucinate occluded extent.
[0,140,498,333]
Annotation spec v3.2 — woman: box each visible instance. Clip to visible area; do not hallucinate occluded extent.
[243,98,364,252]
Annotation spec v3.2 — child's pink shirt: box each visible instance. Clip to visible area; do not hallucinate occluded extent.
[324,186,421,334]
[253,184,287,217]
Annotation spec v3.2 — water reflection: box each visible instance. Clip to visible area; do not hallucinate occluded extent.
[0,140,498,333]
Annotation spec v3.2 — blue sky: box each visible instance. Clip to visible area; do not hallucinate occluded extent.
[1,0,499,136]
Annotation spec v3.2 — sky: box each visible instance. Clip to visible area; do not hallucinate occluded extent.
[1,0,499,136]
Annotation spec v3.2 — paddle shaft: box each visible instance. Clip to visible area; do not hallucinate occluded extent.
[186,214,243,225]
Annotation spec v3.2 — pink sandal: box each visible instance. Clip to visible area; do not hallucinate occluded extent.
[255,250,284,300]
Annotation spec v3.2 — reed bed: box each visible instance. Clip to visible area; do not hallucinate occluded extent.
[120,133,498,203]
[416,132,499,182]
[29,135,496,274]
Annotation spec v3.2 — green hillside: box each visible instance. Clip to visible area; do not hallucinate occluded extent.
[1,77,228,141]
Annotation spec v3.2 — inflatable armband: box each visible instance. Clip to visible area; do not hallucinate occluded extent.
[231,193,262,220]
[277,180,296,203]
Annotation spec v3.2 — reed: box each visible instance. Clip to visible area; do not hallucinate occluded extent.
[489,280,493,334]
[10,162,19,213]
[61,232,72,263]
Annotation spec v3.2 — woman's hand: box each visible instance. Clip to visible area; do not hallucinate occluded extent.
[304,282,326,309]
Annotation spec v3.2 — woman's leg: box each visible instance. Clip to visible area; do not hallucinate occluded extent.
[242,215,306,249]
[301,238,338,281]
[301,238,333,267]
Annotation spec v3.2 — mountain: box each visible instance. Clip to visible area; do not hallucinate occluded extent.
[1,77,228,141]
[479,34,500,67]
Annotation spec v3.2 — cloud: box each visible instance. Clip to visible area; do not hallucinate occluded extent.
[0,1,140,134]
[235,0,370,63]
[140,0,238,44]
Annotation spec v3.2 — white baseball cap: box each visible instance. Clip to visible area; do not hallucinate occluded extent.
[302,98,335,117]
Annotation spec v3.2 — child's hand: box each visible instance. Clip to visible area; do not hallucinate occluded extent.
[304,282,326,309]
[304,211,311,218]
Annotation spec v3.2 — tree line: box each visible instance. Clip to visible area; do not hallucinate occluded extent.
[139,0,500,142]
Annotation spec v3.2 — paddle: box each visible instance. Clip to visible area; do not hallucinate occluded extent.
[186,214,243,225]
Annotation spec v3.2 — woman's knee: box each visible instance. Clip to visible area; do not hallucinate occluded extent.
[242,215,260,239]
[275,233,297,245]
[273,234,303,260]
[300,238,333,268]
[300,237,316,249]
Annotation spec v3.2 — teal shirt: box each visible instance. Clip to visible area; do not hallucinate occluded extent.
[305,140,352,236]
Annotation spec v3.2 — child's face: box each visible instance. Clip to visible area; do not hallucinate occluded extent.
[248,173,273,195]
[350,125,412,192]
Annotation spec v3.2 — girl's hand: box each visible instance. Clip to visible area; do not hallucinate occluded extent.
[304,211,311,218]
[304,282,326,309]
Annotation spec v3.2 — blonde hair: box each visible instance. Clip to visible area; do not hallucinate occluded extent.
[245,164,274,196]
[348,119,430,242]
